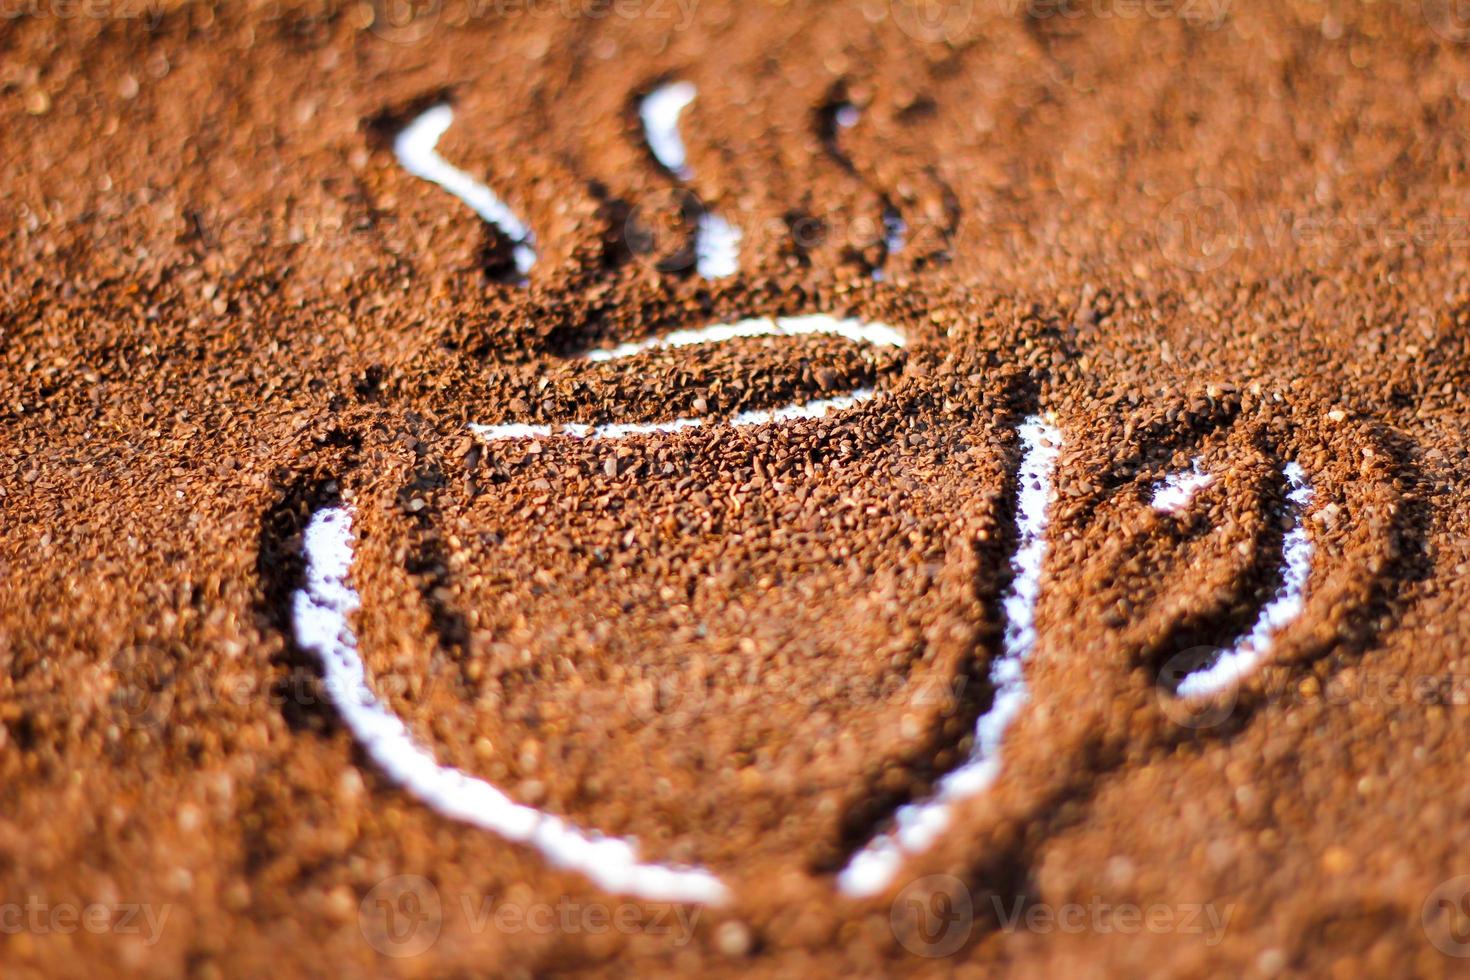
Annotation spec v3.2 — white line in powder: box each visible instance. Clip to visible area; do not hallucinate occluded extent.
[471,391,876,442]
[393,104,536,277]
[581,313,906,362]
[836,416,1063,898]
[292,296,1316,902]
[293,320,904,902]
[1175,462,1314,698]
[639,81,697,179]
[294,507,730,905]
[1151,461,1215,513]
[639,82,741,279]
[694,212,742,280]
[826,102,906,281]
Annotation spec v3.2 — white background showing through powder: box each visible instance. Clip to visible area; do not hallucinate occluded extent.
[639,82,742,279]
[836,416,1061,897]
[581,313,905,362]
[393,104,537,277]
[294,317,907,903]
[1151,461,1215,513]
[295,506,731,905]
[291,313,1318,903]
[1175,462,1314,698]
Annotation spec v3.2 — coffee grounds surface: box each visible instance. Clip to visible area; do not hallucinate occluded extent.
[3,2,1470,975]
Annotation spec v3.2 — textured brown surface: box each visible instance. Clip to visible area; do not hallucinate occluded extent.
[3,1,1470,976]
